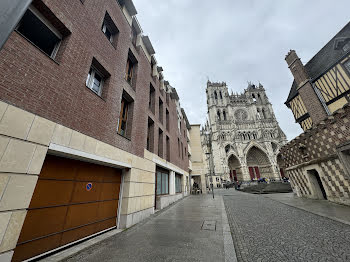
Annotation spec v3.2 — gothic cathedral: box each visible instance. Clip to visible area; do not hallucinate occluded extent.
[202,81,287,184]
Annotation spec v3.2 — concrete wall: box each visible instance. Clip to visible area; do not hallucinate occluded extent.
[0,100,189,261]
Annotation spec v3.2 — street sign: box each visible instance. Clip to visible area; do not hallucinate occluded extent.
[86,183,93,191]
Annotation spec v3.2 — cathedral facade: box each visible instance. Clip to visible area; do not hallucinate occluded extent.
[202,81,287,184]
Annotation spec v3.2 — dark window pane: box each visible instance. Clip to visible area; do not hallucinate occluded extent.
[17,9,60,57]
[156,173,162,195]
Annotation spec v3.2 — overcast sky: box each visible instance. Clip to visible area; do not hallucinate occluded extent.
[133,0,349,140]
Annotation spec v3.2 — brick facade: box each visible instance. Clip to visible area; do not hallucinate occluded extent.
[0,1,190,260]
[0,0,189,172]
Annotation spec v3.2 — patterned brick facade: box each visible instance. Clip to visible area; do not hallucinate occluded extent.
[281,104,350,205]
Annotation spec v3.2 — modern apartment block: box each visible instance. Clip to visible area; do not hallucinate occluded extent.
[0,0,190,261]
[282,22,350,206]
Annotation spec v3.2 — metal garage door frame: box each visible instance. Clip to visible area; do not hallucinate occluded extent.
[47,143,131,230]
[16,143,131,261]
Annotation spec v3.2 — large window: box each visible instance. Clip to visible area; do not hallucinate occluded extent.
[16,6,61,58]
[175,174,182,193]
[125,51,137,87]
[159,98,163,124]
[156,169,169,195]
[149,84,155,114]
[158,129,163,158]
[118,92,133,138]
[147,118,154,152]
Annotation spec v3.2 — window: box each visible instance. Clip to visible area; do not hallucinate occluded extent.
[125,51,137,86]
[149,84,155,113]
[118,98,129,136]
[344,60,350,73]
[214,91,218,100]
[158,129,163,158]
[86,67,104,96]
[178,138,180,157]
[118,92,133,138]
[101,12,119,47]
[220,91,223,99]
[217,110,221,120]
[181,142,184,160]
[166,93,170,105]
[159,98,163,124]
[16,6,62,58]
[147,118,154,152]
[131,25,138,47]
[216,177,220,182]
[223,111,227,120]
[175,174,182,193]
[166,136,170,161]
[166,109,169,131]
[156,169,169,195]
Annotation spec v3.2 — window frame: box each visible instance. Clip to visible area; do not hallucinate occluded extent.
[156,170,169,195]
[175,174,182,193]
[102,23,113,43]
[15,5,62,59]
[86,66,104,96]
[125,57,134,85]
[118,97,129,137]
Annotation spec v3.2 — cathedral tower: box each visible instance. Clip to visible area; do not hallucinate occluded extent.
[202,81,287,186]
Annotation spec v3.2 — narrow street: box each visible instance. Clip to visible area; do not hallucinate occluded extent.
[57,190,350,262]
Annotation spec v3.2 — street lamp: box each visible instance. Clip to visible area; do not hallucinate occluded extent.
[204,130,215,199]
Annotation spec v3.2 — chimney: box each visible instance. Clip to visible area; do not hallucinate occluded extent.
[285,50,328,125]
[285,50,309,88]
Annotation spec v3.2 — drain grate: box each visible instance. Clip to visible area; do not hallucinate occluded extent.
[202,220,216,231]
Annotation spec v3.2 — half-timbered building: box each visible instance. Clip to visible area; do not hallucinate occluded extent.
[282,22,350,206]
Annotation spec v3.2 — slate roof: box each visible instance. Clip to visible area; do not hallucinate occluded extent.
[285,21,350,105]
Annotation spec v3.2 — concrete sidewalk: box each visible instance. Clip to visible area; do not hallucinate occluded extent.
[263,193,350,226]
[48,193,236,262]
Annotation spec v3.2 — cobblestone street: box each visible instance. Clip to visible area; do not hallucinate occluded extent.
[222,190,350,262]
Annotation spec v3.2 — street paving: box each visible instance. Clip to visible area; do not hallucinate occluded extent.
[62,194,227,262]
[222,190,350,262]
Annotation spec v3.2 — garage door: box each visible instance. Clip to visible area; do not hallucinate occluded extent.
[13,155,122,262]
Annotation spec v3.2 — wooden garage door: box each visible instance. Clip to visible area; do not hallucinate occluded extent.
[13,155,122,262]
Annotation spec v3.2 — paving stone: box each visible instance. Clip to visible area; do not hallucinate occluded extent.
[222,190,350,262]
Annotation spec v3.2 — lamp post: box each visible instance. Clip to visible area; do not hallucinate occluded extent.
[205,130,215,199]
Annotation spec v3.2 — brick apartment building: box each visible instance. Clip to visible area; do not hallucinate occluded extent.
[0,0,191,261]
[282,22,350,206]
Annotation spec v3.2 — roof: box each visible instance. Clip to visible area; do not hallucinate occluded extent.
[141,35,155,55]
[118,0,137,16]
[285,22,350,105]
